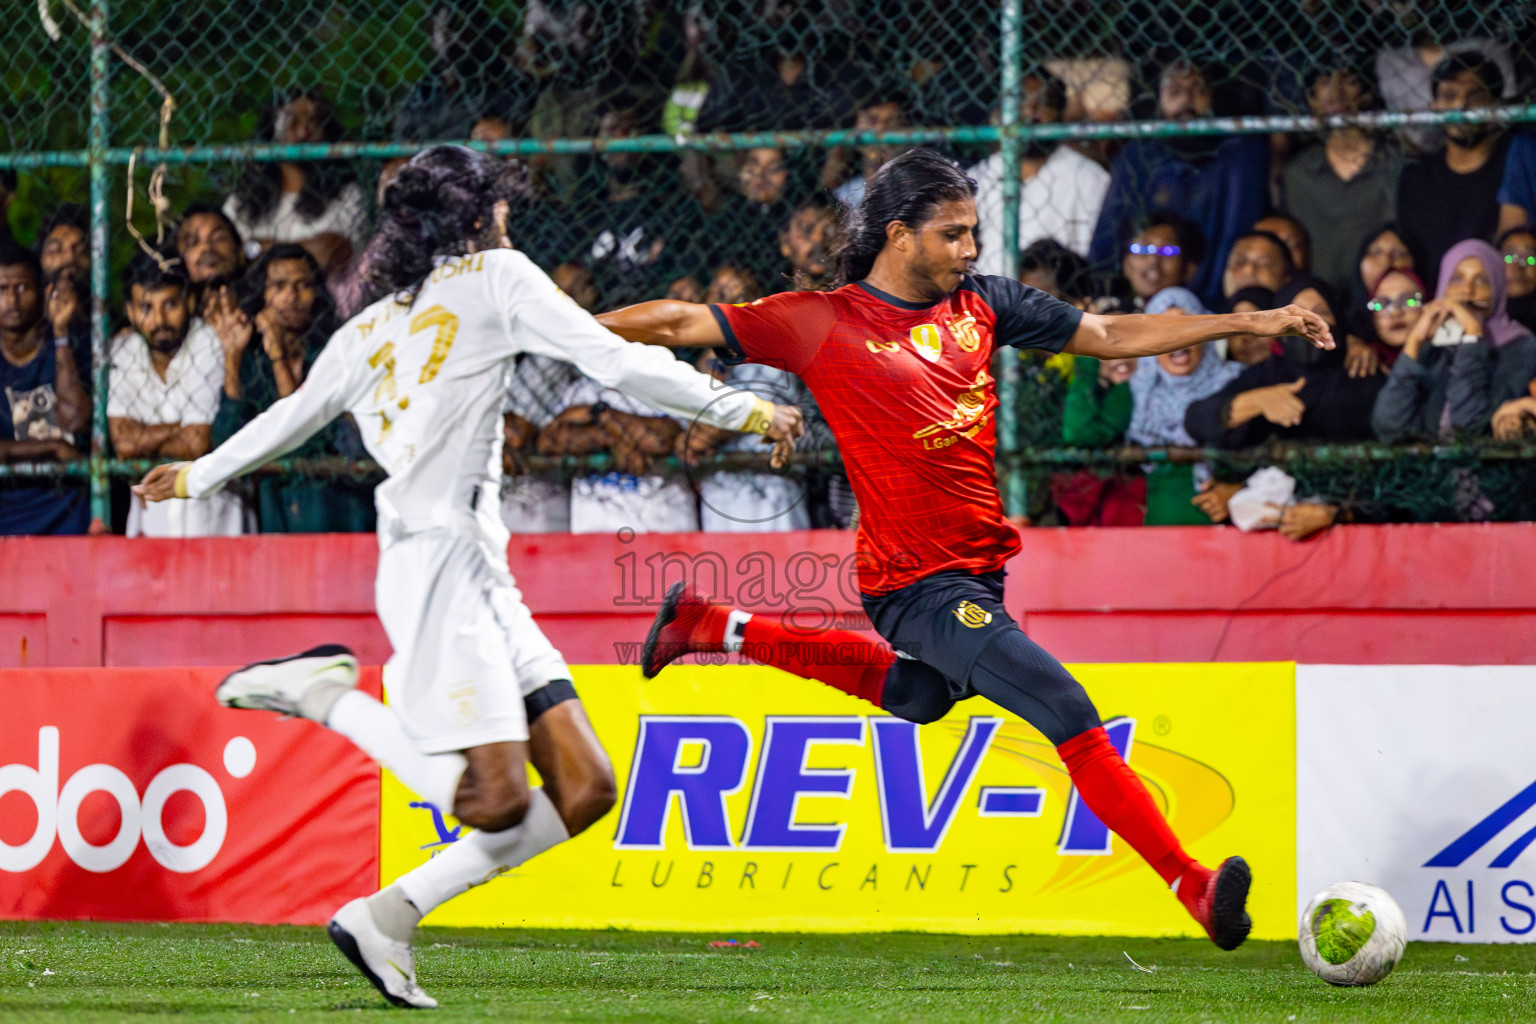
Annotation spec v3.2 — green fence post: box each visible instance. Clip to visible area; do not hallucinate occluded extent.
[995,0,1024,517]
[88,0,111,527]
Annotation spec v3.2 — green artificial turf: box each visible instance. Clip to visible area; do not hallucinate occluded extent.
[1,921,1531,1023]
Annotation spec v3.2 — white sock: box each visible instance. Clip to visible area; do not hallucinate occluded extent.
[723,609,752,653]
[364,884,423,943]
[326,690,467,811]
[395,787,569,916]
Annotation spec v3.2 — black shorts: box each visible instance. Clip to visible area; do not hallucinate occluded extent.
[861,569,1016,699]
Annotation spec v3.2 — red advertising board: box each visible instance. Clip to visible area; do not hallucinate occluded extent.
[0,668,380,924]
[1,526,1532,670]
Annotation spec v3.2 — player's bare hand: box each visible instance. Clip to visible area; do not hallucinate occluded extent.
[1250,305,1334,350]
[763,403,804,470]
[132,462,188,504]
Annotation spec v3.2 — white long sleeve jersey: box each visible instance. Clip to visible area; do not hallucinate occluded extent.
[184,248,759,546]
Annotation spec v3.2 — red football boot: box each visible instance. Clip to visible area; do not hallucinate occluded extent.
[1179,856,1253,951]
[640,582,732,678]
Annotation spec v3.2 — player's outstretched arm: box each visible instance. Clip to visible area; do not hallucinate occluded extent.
[133,339,354,504]
[1065,305,1335,360]
[515,280,803,465]
[595,300,726,349]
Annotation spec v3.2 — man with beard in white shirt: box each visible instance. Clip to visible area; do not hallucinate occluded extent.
[110,254,245,536]
[135,146,803,1008]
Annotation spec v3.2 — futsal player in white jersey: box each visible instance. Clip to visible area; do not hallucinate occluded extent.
[135,146,803,1008]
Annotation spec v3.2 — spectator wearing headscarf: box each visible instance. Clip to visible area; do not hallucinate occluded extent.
[1128,287,1243,524]
[1185,275,1384,447]
[1359,267,1429,371]
[1373,239,1536,440]
[1344,223,1422,340]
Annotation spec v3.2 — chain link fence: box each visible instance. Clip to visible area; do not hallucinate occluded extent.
[3,1,1536,534]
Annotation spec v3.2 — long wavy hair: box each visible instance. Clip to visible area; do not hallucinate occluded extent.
[831,148,977,285]
[237,242,337,351]
[361,145,528,306]
[230,91,356,226]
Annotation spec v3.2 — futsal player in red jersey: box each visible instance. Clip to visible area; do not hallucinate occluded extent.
[597,150,1333,950]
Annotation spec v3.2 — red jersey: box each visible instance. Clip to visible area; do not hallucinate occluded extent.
[711,276,1082,595]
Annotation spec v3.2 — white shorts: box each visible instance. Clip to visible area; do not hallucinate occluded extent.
[375,529,572,754]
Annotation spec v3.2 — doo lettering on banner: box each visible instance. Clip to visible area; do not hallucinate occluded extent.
[0,668,379,924]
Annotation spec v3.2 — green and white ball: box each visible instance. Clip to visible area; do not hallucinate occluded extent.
[1298,882,1408,986]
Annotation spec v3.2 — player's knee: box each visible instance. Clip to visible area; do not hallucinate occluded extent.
[908,693,957,725]
[1058,690,1101,740]
[879,661,955,724]
[885,688,955,725]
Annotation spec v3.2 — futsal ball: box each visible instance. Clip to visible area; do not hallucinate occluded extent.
[1298,882,1408,986]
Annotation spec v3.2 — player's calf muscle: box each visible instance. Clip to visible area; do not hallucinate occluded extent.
[531,701,617,835]
[453,742,532,831]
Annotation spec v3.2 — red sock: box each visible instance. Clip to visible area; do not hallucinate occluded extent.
[741,614,893,707]
[1056,726,1198,887]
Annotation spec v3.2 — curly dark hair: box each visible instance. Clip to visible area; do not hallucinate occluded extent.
[361,145,528,305]
[831,148,976,286]
[229,91,356,227]
[236,242,337,349]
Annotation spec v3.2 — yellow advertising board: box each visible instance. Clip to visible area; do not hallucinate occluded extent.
[381,662,1295,938]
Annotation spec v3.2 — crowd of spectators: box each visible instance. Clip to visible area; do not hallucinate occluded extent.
[5,3,1536,541]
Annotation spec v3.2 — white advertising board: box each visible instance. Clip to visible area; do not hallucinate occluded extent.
[1297,665,1536,943]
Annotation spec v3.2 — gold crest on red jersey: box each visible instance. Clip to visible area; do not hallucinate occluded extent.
[909,323,943,362]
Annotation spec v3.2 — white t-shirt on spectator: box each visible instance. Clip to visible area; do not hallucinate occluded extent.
[559,377,698,535]
[500,354,579,535]
[223,183,369,255]
[970,145,1110,273]
[108,321,246,538]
